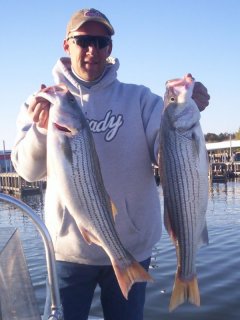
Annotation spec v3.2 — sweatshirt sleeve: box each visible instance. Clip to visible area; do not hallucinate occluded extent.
[140,87,164,164]
[11,96,47,182]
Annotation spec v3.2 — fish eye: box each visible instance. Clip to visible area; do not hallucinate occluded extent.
[170,97,175,102]
[69,97,75,103]
[67,92,76,103]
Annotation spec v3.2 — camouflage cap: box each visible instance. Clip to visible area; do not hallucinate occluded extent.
[66,8,114,37]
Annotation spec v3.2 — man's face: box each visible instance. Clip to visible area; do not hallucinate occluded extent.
[64,21,112,81]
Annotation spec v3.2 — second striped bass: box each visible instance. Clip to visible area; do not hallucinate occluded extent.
[159,75,209,311]
[37,84,152,299]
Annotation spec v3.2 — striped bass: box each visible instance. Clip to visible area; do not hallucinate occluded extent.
[159,75,209,311]
[37,84,152,299]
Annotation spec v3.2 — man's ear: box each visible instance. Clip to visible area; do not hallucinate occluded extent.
[63,39,70,54]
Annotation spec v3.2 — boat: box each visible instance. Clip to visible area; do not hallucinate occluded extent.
[0,193,63,320]
[0,193,105,320]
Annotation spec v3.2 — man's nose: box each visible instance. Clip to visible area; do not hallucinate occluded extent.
[87,44,97,53]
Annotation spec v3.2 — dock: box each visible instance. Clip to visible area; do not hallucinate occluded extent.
[209,161,240,184]
[0,172,45,196]
[209,162,228,183]
[225,161,240,177]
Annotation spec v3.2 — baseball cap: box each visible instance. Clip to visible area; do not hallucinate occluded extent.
[66,8,115,37]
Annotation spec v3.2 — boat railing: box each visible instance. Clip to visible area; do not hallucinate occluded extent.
[0,193,63,320]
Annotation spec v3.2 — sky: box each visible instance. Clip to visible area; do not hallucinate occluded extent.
[1,0,240,150]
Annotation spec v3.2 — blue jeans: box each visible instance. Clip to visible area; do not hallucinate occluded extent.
[53,258,151,320]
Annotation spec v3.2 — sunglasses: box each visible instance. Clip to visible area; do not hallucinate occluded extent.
[67,35,111,49]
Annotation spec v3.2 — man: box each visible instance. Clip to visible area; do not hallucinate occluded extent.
[11,8,210,320]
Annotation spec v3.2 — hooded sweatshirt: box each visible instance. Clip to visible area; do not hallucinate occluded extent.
[11,57,164,265]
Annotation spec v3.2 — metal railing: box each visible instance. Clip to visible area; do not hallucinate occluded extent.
[0,193,63,320]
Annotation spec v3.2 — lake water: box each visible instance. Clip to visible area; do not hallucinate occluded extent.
[0,180,239,319]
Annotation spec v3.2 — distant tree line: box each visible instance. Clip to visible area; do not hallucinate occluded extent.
[205,128,240,142]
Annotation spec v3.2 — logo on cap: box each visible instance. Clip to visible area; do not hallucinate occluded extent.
[84,9,103,18]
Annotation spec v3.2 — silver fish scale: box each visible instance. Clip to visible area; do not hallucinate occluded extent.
[160,127,203,280]
[69,127,131,267]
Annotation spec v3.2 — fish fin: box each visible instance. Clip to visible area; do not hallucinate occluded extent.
[198,222,209,247]
[111,260,153,300]
[169,273,200,312]
[192,128,204,158]
[79,227,93,245]
[164,202,176,240]
[80,227,102,246]
[192,134,200,156]
[111,201,118,220]
[163,201,171,232]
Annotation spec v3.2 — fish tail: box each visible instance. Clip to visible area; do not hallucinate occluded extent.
[112,260,153,300]
[169,273,200,312]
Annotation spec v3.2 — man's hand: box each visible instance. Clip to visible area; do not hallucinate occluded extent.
[192,81,210,112]
[28,84,50,129]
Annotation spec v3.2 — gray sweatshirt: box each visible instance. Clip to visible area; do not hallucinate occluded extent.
[11,57,163,265]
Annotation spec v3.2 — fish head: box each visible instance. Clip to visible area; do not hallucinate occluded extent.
[164,74,194,106]
[37,84,86,136]
[163,74,200,132]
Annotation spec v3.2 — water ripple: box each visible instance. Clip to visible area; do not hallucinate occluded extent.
[0,180,240,319]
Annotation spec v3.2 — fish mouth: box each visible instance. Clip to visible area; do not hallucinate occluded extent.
[54,123,71,133]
